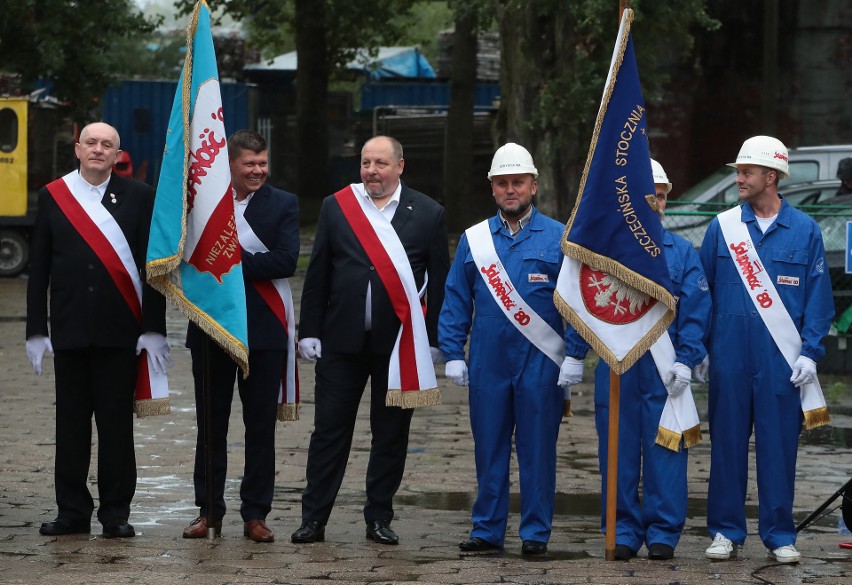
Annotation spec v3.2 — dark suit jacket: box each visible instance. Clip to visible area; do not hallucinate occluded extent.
[26,173,166,350]
[299,182,450,355]
[187,183,300,351]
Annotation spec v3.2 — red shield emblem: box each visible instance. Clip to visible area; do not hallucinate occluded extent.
[579,264,655,325]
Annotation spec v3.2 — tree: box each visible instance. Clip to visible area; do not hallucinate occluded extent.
[178,0,421,200]
[443,0,492,234]
[494,0,719,220]
[0,0,159,122]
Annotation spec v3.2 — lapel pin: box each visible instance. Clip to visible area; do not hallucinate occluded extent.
[407,205,413,210]
[109,193,117,204]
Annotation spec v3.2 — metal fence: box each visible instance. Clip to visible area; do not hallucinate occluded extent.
[664,200,852,336]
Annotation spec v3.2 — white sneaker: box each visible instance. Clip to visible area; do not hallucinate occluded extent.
[705,533,735,560]
[770,544,801,563]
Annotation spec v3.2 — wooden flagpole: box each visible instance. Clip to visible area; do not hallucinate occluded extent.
[605,369,621,560]
[604,0,628,562]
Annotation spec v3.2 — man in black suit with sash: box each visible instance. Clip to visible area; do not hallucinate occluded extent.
[182,130,300,543]
[26,122,170,538]
[292,135,449,545]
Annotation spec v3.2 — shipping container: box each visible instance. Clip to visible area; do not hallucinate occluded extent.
[101,79,257,186]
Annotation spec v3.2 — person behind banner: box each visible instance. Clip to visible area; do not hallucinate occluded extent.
[182,130,299,543]
[25,122,170,538]
[438,142,573,556]
[291,135,450,546]
[701,136,834,564]
[564,159,711,561]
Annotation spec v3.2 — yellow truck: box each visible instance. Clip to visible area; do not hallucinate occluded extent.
[0,96,75,276]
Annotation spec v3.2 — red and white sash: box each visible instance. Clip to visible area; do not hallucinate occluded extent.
[649,333,702,451]
[465,220,565,367]
[46,172,169,416]
[717,207,829,429]
[234,210,299,421]
[334,184,439,408]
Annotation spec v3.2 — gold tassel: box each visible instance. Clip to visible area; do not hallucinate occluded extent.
[803,406,830,430]
[655,426,682,452]
[682,425,703,449]
[562,400,573,418]
[277,403,299,422]
[385,388,442,409]
[134,397,171,418]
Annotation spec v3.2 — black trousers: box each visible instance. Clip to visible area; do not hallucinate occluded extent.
[53,347,137,524]
[301,340,414,524]
[190,341,284,521]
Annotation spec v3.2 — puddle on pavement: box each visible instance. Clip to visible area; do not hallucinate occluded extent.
[800,425,852,446]
[396,492,759,524]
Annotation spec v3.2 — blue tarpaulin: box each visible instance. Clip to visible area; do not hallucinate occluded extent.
[244,46,436,79]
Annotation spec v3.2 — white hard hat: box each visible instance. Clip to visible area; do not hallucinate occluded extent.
[727,135,790,179]
[488,142,538,179]
[650,158,672,194]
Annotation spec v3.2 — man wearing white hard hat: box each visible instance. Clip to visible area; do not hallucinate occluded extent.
[701,135,834,564]
[562,159,711,561]
[438,142,572,556]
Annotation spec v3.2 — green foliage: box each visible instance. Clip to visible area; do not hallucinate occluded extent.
[185,0,421,70]
[510,0,720,161]
[0,0,160,122]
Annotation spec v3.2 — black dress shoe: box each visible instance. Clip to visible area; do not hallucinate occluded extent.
[648,542,675,560]
[613,544,636,561]
[291,520,325,543]
[521,540,548,555]
[102,520,135,538]
[39,518,91,536]
[366,519,398,545]
[459,536,501,552]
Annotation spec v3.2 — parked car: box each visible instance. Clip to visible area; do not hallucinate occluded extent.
[676,144,852,207]
[664,179,845,250]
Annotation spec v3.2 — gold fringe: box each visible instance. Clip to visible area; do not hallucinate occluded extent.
[134,397,171,418]
[803,406,830,430]
[385,388,442,409]
[277,403,299,422]
[149,276,250,377]
[562,400,573,418]
[655,426,682,452]
[554,292,674,375]
[682,424,702,449]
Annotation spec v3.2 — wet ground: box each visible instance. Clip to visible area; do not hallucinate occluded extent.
[0,273,850,584]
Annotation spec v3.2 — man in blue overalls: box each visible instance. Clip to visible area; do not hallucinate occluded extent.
[439,143,574,556]
[564,159,711,561]
[701,136,834,564]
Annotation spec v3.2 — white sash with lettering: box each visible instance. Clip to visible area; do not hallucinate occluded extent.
[648,332,702,450]
[465,220,565,367]
[348,184,437,399]
[717,206,829,428]
[235,210,298,421]
[61,172,169,400]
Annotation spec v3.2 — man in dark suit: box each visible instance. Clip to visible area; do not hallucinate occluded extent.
[291,135,450,545]
[26,122,170,538]
[182,130,300,543]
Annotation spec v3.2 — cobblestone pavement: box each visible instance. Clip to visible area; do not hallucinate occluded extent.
[0,274,850,584]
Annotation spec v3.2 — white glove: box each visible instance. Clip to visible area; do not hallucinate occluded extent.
[445,360,468,387]
[664,362,692,398]
[430,347,445,365]
[790,355,817,388]
[557,356,585,389]
[26,335,53,376]
[136,332,173,375]
[298,337,322,361]
[692,355,709,384]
